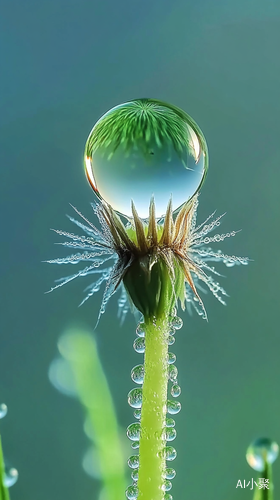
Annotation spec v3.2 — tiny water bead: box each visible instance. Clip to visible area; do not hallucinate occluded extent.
[128,388,143,408]
[165,468,176,480]
[163,480,172,492]
[170,316,183,330]
[167,400,181,415]
[4,467,19,488]
[164,427,177,442]
[84,98,208,218]
[165,446,177,461]
[131,441,140,450]
[168,365,178,382]
[166,417,176,428]
[131,365,144,384]
[164,494,173,500]
[168,335,175,346]
[171,384,181,397]
[133,409,141,420]
[246,437,279,472]
[127,423,141,441]
[136,323,145,337]
[167,353,176,364]
[131,469,139,481]
[126,484,139,500]
[133,338,145,353]
[0,403,8,419]
[128,455,140,469]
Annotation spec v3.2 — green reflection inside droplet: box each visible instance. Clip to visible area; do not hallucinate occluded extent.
[84,98,208,218]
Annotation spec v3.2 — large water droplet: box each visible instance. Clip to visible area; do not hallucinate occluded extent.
[84,98,208,218]
[246,437,279,472]
[133,338,145,354]
[165,468,176,480]
[167,400,181,415]
[128,388,143,408]
[168,365,178,383]
[128,455,140,469]
[168,353,176,365]
[4,467,19,488]
[136,323,145,337]
[0,403,7,419]
[127,423,141,441]
[131,365,144,385]
[164,428,177,442]
[171,384,181,397]
[165,446,177,461]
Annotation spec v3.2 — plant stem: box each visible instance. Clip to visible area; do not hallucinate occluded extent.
[0,436,10,500]
[137,314,169,500]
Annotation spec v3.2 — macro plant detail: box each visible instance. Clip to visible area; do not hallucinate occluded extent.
[47,98,249,500]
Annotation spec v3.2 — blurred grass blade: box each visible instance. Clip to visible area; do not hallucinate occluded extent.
[57,329,126,500]
[0,436,10,500]
[253,461,273,500]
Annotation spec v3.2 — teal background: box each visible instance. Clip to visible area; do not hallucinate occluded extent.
[1,1,280,499]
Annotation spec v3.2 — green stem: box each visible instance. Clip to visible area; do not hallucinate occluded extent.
[0,436,10,500]
[137,314,169,500]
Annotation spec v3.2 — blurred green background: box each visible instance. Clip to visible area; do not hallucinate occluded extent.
[1,0,280,499]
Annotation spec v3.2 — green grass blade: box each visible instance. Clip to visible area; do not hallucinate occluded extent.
[57,329,126,500]
[0,436,10,500]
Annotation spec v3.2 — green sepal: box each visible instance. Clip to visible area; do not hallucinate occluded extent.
[123,253,185,320]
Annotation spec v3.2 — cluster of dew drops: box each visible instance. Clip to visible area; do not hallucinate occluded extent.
[0,404,19,488]
[125,309,183,500]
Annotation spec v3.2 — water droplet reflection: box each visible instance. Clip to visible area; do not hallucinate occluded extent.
[84,98,208,218]
[246,437,279,472]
